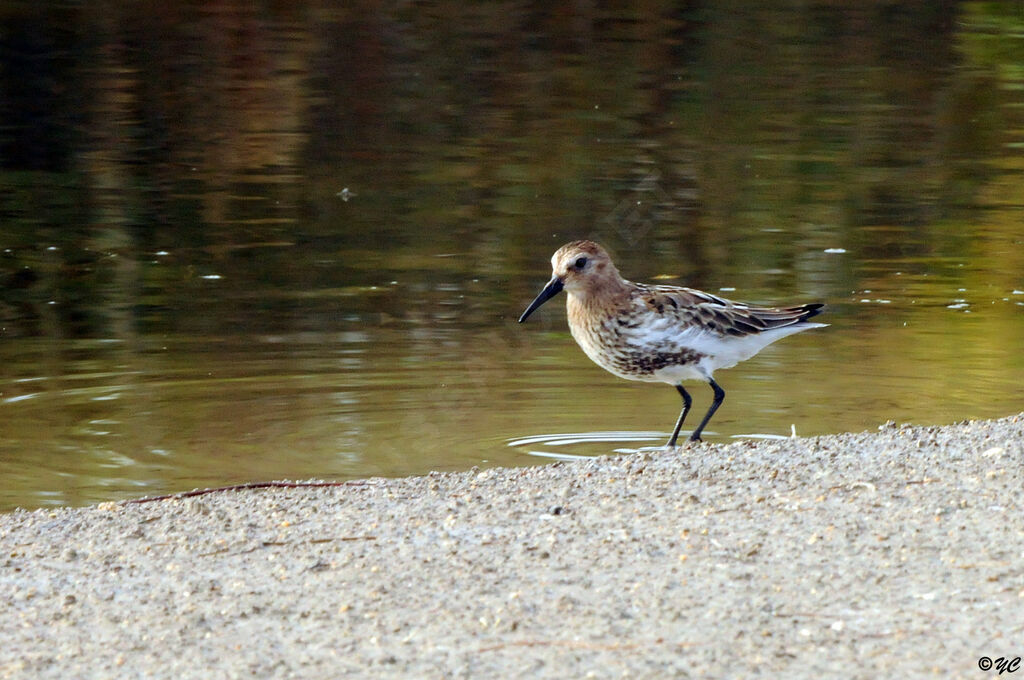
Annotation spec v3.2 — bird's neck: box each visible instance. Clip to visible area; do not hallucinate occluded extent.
[566,275,633,323]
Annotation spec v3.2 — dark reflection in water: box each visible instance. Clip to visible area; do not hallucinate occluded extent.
[1,2,1023,510]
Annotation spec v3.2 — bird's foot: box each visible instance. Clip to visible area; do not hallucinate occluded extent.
[665,436,702,449]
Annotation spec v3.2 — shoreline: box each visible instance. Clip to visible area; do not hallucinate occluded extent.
[2,414,1022,678]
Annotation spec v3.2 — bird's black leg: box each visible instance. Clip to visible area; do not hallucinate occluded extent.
[689,378,725,442]
[666,385,692,447]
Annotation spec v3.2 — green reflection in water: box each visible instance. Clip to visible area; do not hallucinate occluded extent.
[1,2,1024,510]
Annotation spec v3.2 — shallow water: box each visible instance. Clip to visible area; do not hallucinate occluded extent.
[2,2,1023,510]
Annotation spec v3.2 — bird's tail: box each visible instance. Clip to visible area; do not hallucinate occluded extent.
[747,303,825,330]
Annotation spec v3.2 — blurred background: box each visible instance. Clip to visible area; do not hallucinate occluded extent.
[1,1,1022,510]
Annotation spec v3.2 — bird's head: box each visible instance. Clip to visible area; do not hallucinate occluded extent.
[519,240,620,322]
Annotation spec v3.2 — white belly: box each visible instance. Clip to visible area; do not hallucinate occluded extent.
[569,309,824,386]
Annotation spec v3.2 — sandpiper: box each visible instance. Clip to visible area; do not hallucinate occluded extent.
[519,240,826,445]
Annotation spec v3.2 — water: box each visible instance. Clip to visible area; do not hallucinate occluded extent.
[1,2,1023,510]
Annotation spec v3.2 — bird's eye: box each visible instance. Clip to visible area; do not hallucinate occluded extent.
[574,256,588,269]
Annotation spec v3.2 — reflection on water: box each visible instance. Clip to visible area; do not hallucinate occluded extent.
[509,432,669,448]
[2,3,1024,510]
[509,430,795,463]
[509,431,669,461]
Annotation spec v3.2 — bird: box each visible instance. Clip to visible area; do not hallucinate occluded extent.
[518,240,826,446]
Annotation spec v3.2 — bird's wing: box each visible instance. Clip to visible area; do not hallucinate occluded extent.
[637,285,823,338]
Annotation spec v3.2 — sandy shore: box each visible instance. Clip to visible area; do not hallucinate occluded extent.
[2,415,1023,679]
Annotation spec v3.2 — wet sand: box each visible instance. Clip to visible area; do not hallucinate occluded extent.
[2,415,1023,679]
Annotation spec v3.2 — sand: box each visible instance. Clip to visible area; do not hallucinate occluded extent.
[2,415,1023,679]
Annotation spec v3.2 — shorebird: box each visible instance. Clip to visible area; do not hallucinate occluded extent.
[518,240,826,445]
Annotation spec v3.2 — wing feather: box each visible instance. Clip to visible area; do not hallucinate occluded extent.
[636,285,823,338]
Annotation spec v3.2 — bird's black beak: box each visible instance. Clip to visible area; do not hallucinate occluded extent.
[518,277,564,323]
